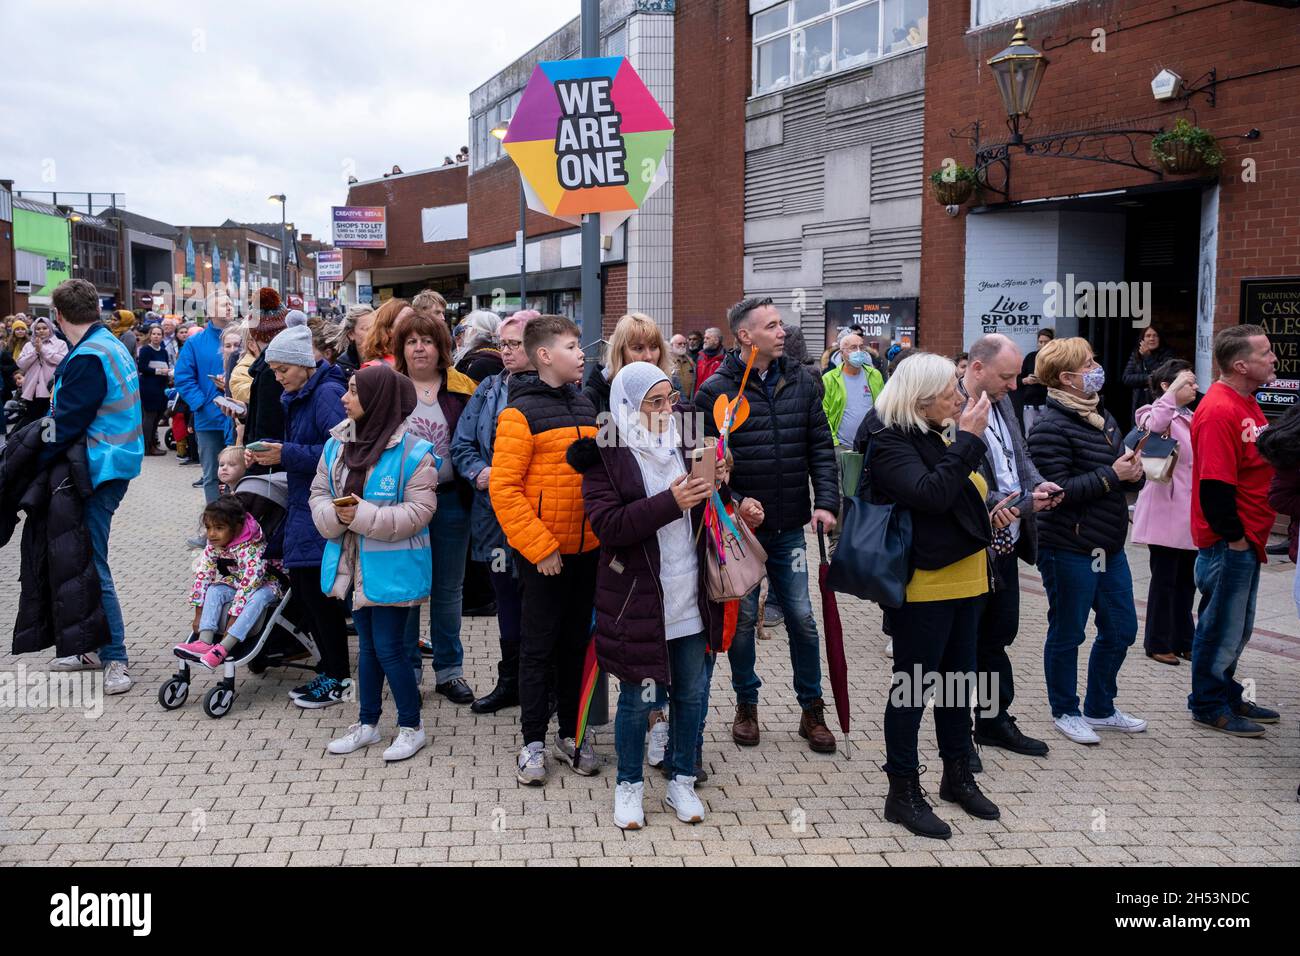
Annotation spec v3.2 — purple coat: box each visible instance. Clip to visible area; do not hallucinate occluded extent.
[567,436,723,687]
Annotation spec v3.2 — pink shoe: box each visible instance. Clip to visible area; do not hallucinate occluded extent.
[175,639,213,659]
[200,645,230,669]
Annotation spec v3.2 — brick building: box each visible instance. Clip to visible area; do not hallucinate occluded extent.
[0,181,14,316]
[336,164,468,316]
[920,0,1300,424]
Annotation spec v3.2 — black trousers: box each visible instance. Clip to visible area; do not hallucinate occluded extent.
[975,551,1021,731]
[289,566,350,681]
[1144,544,1197,656]
[142,407,163,450]
[884,595,983,775]
[489,568,522,685]
[517,550,597,746]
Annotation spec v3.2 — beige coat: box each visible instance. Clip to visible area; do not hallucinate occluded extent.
[309,420,438,608]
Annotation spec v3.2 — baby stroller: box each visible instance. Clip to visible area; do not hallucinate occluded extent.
[157,472,320,718]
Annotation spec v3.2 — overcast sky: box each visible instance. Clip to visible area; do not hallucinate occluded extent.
[0,0,578,238]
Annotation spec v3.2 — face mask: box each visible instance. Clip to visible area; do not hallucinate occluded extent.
[847,351,869,368]
[1077,366,1105,395]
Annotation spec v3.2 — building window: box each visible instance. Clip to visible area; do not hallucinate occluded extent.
[472,89,524,171]
[971,0,1072,27]
[601,24,627,57]
[752,0,928,96]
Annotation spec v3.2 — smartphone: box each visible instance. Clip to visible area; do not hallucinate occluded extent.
[245,440,271,452]
[332,494,359,507]
[689,442,716,485]
[993,490,1034,513]
[207,373,225,390]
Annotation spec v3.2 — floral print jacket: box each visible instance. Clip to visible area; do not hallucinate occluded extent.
[189,514,281,617]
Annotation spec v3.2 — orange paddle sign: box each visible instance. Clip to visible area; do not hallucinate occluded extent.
[711,346,759,437]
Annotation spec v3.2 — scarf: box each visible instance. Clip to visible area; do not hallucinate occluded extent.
[1048,386,1105,430]
[609,361,682,496]
[343,364,417,498]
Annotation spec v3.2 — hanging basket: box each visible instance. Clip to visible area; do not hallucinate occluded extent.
[1154,139,1208,175]
[931,178,974,205]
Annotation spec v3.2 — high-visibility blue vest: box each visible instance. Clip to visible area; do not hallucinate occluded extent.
[50,325,144,488]
[320,433,435,605]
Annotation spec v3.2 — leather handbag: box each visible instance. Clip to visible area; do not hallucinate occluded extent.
[705,510,768,602]
[827,431,913,608]
[1123,425,1179,484]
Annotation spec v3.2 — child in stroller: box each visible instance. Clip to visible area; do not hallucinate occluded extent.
[159,472,320,718]
[176,496,282,668]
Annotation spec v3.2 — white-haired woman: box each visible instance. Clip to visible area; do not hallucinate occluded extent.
[453,309,503,383]
[332,305,374,378]
[854,351,1006,841]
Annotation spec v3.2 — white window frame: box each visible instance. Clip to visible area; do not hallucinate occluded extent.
[970,0,1073,29]
[751,0,928,98]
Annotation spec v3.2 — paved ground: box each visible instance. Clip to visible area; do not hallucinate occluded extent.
[1,455,1297,866]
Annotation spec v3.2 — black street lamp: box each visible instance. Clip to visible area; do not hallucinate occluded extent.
[268,193,287,293]
[987,18,1049,145]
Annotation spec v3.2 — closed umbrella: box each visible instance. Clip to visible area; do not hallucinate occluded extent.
[817,527,850,755]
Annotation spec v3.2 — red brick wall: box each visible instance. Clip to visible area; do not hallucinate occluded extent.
[602,263,628,337]
[467,158,575,252]
[342,166,468,276]
[672,0,749,336]
[921,0,1300,357]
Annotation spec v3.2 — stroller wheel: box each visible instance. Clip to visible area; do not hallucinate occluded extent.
[203,686,235,718]
[158,677,189,710]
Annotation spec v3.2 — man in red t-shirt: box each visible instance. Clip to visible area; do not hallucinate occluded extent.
[1189,324,1280,737]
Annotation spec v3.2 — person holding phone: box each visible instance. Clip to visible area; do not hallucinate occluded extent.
[17,316,68,429]
[174,290,235,503]
[855,352,1002,840]
[956,334,1061,763]
[310,363,439,761]
[1131,360,1197,665]
[1028,337,1147,746]
[567,361,724,829]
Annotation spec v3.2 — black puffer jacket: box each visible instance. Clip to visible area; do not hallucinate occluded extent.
[0,422,106,656]
[582,362,612,417]
[1028,397,1144,556]
[1122,346,1174,416]
[695,351,837,532]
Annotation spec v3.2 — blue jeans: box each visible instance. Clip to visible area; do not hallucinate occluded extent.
[199,583,280,641]
[1038,547,1137,719]
[1189,542,1261,722]
[405,489,469,683]
[730,527,823,708]
[356,605,422,729]
[85,479,129,665]
[196,429,225,504]
[615,633,709,783]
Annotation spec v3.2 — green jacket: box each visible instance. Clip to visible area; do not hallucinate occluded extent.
[822,363,884,447]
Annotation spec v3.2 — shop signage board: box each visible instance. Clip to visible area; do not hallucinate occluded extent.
[316,249,344,281]
[825,298,917,353]
[1241,276,1300,417]
[332,206,387,249]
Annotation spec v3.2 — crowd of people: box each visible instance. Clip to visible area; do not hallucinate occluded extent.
[2,278,1292,838]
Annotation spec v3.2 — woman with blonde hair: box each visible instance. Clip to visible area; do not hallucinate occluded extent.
[361,297,413,365]
[583,312,672,416]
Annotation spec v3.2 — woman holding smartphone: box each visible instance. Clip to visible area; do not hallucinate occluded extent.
[311,364,439,762]
[1028,337,1147,746]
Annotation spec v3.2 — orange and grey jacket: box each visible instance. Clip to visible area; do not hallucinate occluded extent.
[489,373,600,565]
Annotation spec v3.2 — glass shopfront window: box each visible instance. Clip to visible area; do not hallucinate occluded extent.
[971,0,1073,28]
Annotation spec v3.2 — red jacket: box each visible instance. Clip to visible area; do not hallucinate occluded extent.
[693,350,724,397]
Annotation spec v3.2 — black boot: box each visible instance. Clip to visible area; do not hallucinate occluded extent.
[939,753,1001,820]
[883,766,952,840]
[470,679,518,714]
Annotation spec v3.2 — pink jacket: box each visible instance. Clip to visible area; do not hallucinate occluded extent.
[189,513,282,616]
[16,326,68,400]
[1130,389,1195,551]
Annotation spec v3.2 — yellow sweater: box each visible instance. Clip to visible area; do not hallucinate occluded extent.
[904,471,990,603]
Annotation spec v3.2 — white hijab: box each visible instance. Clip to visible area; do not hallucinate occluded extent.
[609,361,681,495]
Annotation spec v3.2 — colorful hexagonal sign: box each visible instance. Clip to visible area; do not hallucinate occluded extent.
[502,56,673,218]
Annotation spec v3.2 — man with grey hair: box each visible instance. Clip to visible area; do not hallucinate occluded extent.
[693,326,725,395]
[957,333,1062,761]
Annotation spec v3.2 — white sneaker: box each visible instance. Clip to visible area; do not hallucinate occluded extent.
[517,741,548,786]
[51,651,101,671]
[1054,714,1101,744]
[103,661,132,695]
[1084,709,1148,734]
[383,725,427,762]
[614,780,646,830]
[885,639,893,658]
[664,775,705,824]
[327,722,381,755]
[646,715,669,768]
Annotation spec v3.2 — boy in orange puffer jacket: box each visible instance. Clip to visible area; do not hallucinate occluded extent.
[490,315,601,787]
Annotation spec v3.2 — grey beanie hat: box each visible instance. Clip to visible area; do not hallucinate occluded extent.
[285,309,309,328]
[264,324,316,367]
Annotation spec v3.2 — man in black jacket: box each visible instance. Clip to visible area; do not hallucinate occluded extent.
[696,297,839,752]
[957,334,1061,761]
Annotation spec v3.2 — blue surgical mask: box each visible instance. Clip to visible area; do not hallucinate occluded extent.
[1078,366,1105,395]
[847,351,869,368]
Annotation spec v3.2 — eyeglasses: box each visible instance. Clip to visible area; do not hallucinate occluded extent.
[641,390,680,411]
[500,339,524,351]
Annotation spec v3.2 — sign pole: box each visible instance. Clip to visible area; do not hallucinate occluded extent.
[579,0,601,343]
